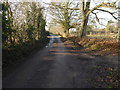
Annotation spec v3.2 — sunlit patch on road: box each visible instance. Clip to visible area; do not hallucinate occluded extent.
[43,56,55,61]
[45,46,48,48]
[49,49,81,52]
[51,52,79,56]
[47,35,60,39]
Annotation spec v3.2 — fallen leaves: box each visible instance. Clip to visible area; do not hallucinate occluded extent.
[67,37,120,56]
[94,66,120,88]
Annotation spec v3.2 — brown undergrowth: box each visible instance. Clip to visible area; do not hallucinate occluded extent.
[68,37,120,56]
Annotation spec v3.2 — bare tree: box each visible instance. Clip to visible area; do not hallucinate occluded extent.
[48,1,80,37]
[48,0,119,38]
[78,0,118,37]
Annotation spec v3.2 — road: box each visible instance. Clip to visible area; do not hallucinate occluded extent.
[3,35,118,88]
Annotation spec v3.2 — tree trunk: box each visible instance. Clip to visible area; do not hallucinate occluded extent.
[9,34,13,44]
[37,24,40,39]
[80,0,91,38]
[80,16,89,38]
[64,28,69,37]
[66,30,69,37]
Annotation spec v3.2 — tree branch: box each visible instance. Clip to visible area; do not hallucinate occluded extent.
[92,12,109,26]
[92,12,100,24]
[96,9,117,20]
[81,0,85,14]
[86,2,119,17]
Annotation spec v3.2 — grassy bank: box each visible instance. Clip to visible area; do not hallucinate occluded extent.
[3,38,49,75]
[67,36,120,56]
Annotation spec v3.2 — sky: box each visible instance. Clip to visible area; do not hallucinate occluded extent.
[5,0,119,29]
[43,0,118,29]
[8,0,118,3]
